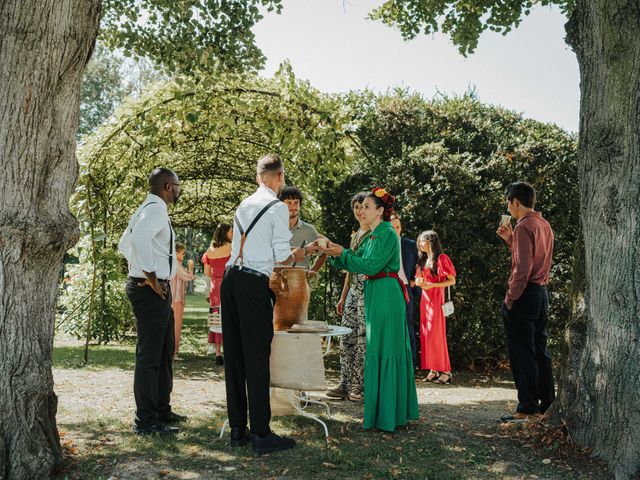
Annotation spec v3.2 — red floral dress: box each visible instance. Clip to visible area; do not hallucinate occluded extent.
[202,253,230,344]
[416,254,456,371]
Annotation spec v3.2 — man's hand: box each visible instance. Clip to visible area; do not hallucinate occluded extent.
[305,240,321,254]
[292,247,306,263]
[496,222,513,243]
[138,273,167,299]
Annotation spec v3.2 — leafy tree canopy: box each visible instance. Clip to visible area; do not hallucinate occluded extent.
[76,63,352,248]
[369,0,574,55]
[100,0,282,73]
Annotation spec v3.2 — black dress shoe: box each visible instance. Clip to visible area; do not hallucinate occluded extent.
[230,427,252,447]
[252,432,296,455]
[159,411,188,424]
[134,422,179,436]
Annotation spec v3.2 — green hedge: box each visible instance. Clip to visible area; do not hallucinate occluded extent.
[318,91,578,369]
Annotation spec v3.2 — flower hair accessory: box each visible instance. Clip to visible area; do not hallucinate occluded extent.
[372,187,395,207]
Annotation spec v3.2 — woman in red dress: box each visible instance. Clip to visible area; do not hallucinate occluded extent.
[415,230,457,384]
[202,223,232,365]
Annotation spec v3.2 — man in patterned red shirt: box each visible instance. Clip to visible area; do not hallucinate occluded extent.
[497,182,555,422]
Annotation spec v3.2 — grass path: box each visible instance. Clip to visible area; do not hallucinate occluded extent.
[53,294,610,480]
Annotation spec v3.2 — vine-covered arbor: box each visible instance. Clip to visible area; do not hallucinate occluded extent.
[63,67,354,343]
[76,66,353,235]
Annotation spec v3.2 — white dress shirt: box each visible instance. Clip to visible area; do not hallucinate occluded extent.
[119,193,176,280]
[227,186,292,276]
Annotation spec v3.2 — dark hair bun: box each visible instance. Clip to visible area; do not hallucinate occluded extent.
[371,187,395,221]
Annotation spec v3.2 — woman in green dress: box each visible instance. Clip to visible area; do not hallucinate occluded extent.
[324,188,419,431]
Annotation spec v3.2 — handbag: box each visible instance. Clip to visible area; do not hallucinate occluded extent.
[441,286,454,317]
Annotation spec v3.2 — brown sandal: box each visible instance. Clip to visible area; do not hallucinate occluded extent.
[425,370,439,382]
[434,372,452,384]
[326,386,349,399]
[348,391,363,402]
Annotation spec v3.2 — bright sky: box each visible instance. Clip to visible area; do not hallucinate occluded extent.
[253,0,579,132]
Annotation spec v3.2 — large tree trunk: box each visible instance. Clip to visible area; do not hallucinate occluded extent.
[553,1,640,478]
[0,2,100,479]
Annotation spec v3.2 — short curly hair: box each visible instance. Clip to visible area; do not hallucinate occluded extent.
[279,186,303,205]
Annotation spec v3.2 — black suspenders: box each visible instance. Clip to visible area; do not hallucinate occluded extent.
[233,199,280,268]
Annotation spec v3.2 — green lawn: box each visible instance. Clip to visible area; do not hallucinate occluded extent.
[53,293,609,480]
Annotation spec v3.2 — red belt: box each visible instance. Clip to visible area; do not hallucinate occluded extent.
[365,271,409,303]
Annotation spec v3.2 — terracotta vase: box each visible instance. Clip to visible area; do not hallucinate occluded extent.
[270,267,313,331]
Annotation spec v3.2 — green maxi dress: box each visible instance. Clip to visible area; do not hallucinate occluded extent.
[332,221,419,431]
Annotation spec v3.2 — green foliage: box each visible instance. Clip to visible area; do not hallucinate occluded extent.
[80,43,167,139]
[61,67,352,341]
[100,0,282,73]
[321,90,578,367]
[79,44,128,138]
[66,72,578,363]
[369,0,575,55]
[57,238,134,344]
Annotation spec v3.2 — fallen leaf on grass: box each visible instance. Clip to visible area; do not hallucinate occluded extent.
[322,462,337,468]
[542,459,552,465]
[282,468,289,475]
[159,469,170,476]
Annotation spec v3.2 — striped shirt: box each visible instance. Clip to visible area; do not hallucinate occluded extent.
[505,211,554,308]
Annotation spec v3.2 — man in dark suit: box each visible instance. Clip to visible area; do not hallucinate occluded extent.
[391,214,420,367]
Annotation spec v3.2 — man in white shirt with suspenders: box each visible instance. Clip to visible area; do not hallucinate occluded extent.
[119,168,186,435]
[222,154,306,454]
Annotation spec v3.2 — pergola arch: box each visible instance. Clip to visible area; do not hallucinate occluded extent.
[76,67,355,239]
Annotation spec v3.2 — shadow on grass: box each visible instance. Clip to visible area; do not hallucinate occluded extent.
[54,396,612,480]
[56,408,480,480]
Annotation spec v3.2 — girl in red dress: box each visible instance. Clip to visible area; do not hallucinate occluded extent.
[415,230,457,384]
[202,223,232,365]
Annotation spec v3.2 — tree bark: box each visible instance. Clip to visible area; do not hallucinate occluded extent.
[553,1,640,478]
[0,1,100,479]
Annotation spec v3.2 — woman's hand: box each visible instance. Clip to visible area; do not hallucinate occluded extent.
[324,241,344,257]
[336,298,346,315]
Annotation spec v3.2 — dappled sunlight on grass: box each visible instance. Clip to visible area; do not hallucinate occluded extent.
[54,293,608,480]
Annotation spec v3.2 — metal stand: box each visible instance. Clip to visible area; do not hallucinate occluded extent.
[289,390,331,441]
[219,419,229,439]
[216,325,350,442]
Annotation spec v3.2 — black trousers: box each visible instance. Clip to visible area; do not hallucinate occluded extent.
[221,268,275,437]
[126,278,175,427]
[405,285,418,367]
[501,284,555,414]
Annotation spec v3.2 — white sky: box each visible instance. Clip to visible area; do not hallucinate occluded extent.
[253,0,579,132]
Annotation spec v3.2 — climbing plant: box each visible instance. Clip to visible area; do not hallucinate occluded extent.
[57,65,354,342]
